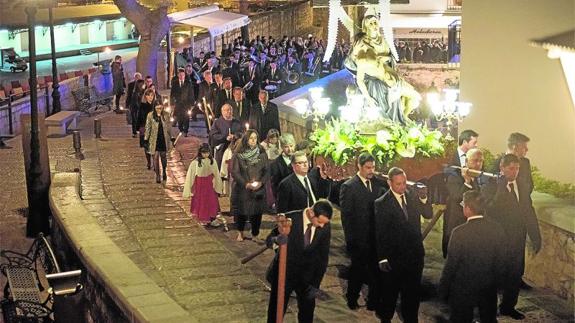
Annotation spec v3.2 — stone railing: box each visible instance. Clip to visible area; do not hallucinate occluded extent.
[49,173,196,322]
[525,192,575,304]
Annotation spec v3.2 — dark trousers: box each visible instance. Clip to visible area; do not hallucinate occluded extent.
[346,247,380,307]
[236,213,262,237]
[379,268,422,323]
[267,276,316,323]
[449,288,498,323]
[175,107,189,134]
[114,93,121,110]
[153,151,167,180]
[130,109,139,135]
[501,251,524,311]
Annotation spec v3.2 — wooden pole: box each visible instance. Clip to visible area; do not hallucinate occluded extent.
[422,206,445,240]
[275,216,292,323]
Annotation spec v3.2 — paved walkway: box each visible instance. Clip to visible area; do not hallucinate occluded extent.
[1,111,573,322]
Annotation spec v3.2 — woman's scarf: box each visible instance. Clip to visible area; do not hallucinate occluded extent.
[238,146,261,165]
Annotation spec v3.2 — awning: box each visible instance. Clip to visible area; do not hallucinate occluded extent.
[169,6,250,37]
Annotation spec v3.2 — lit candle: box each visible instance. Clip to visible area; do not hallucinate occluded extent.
[245,123,249,131]
[251,181,259,188]
[187,110,192,116]
[165,106,171,112]
[170,117,174,122]
[202,97,207,107]
[228,128,231,136]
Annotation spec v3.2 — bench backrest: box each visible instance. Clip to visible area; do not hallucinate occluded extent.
[34,234,61,276]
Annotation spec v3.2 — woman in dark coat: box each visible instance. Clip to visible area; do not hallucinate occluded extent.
[130,79,146,137]
[111,55,125,112]
[138,88,156,169]
[231,129,269,241]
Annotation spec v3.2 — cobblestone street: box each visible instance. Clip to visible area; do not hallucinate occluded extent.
[0,111,573,322]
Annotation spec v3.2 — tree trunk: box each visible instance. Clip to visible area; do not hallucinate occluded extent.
[113,0,170,82]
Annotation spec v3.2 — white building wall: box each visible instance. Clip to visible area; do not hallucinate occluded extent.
[88,23,107,43]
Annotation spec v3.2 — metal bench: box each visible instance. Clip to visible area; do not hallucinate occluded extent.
[45,111,81,136]
[0,134,14,149]
[1,233,82,323]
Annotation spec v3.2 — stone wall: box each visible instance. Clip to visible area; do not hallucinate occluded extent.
[51,221,130,323]
[397,64,460,92]
[525,221,575,304]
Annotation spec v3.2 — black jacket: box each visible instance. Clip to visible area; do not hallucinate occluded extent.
[227,98,251,124]
[373,190,433,273]
[265,210,331,288]
[340,175,387,251]
[439,217,506,299]
[248,102,280,141]
[270,155,293,199]
[276,169,331,214]
[170,77,195,110]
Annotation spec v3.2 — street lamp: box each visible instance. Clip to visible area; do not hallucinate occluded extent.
[293,87,331,131]
[48,5,61,114]
[427,88,471,140]
[25,2,52,237]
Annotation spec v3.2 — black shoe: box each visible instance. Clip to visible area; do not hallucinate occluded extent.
[184,132,188,137]
[163,173,167,181]
[500,307,525,320]
[156,177,161,183]
[346,299,359,311]
[132,133,137,138]
[520,279,533,290]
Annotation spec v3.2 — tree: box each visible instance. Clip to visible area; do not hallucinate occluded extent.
[113,0,171,81]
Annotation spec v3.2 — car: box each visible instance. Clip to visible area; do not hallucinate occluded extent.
[1,48,28,73]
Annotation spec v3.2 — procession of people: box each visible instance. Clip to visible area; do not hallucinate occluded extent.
[114,27,545,322]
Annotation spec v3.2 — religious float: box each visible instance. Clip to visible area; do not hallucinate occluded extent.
[271,1,467,183]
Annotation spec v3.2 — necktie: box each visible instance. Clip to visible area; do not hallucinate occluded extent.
[303,177,314,207]
[509,182,519,203]
[366,179,372,192]
[401,194,408,220]
[304,223,312,247]
[227,90,230,100]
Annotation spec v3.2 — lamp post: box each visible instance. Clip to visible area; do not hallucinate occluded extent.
[426,88,471,140]
[48,6,61,114]
[293,87,331,131]
[25,4,50,237]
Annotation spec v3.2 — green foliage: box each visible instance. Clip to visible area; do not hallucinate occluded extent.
[309,118,445,167]
[532,167,575,203]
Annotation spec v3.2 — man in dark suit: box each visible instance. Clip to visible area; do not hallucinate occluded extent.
[439,190,506,323]
[243,59,261,103]
[491,132,535,291]
[228,87,251,124]
[442,148,491,257]
[491,132,534,194]
[198,70,218,128]
[208,103,242,168]
[373,167,433,323]
[277,151,331,214]
[214,77,234,118]
[125,72,142,121]
[340,153,387,311]
[483,154,542,320]
[248,90,280,142]
[442,129,479,255]
[266,199,333,323]
[170,68,195,136]
[263,60,283,98]
[270,133,295,199]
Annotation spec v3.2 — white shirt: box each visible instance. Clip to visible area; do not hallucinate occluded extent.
[507,180,519,201]
[391,190,407,209]
[302,210,316,244]
[467,215,483,222]
[457,147,467,167]
[295,173,317,204]
[357,172,371,191]
[282,154,291,166]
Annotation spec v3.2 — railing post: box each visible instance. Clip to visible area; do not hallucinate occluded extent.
[8,97,13,135]
[45,86,50,117]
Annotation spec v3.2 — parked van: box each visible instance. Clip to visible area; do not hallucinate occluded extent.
[1,48,28,73]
